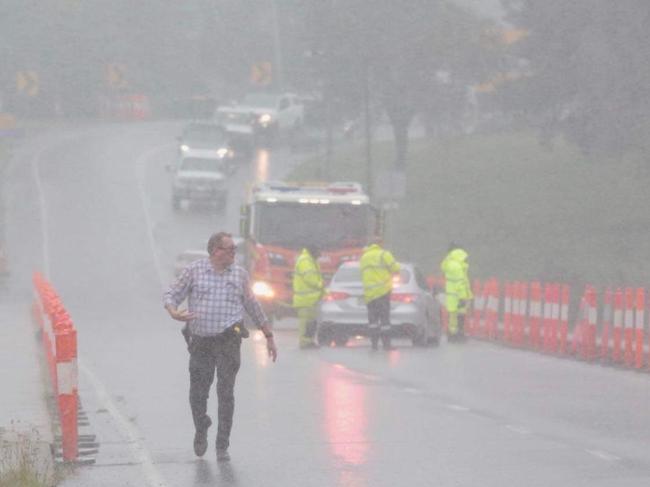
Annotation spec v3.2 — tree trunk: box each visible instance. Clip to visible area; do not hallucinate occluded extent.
[387,107,413,169]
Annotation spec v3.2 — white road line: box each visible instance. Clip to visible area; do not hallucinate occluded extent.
[446,404,470,412]
[135,144,173,289]
[585,449,621,462]
[80,360,170,487]
[505,424,530,435]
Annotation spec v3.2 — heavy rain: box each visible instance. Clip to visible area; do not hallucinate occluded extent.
[2,1,650,486]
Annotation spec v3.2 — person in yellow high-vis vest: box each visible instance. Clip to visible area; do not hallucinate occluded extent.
[360,238,400,350]
[292,246,324,348]
[440,244,473,342]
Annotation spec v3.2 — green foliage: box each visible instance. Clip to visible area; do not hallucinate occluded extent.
[0,467,44,487]
[502,0,650,155]
[304,0,495,167]
[290,131,650,286]
[0,429,52,487]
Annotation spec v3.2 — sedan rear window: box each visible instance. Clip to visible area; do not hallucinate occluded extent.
[333,266,410,284]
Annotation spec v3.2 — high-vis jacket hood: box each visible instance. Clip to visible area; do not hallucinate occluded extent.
[360,244,400,302]
[292,248,324,308]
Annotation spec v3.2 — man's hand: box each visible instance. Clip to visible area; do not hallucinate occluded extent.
[166,306,196,322]
[266,337,278,362]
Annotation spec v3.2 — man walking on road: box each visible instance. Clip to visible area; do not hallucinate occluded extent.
[292,245,324,348]
[163,232,277,462]
[440,243,473,342]
[360,237,400,350]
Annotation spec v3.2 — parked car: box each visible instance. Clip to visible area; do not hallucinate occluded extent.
[177,122,238,169]
[169,149,228,211]
[317,261,441,347]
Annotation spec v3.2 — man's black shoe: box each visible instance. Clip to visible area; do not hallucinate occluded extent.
[193,416,212,457]
[216,448,231,462]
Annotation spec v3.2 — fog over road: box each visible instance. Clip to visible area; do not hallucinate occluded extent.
[6,123,650,486]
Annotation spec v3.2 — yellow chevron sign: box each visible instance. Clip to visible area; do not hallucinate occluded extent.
[107,63,127,89]
[16,71,39,97]
[251,62,272,86]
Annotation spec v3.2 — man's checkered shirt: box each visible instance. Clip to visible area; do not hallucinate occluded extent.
[163,259,267,336]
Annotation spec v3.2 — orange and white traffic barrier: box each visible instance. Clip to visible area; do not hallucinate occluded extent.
[55,325,78,461]
[571,291,587,356]
[528,282,542,349]
[515,282,528,347]
[550,284,561,353]
[503,282,513,343]
[542,284,552,352]
[612,289,624,364]
[600,289,613,361]
[512,282,522,345]
[470,279,484,338]
[511,282,520,345]
[558,285,570,355]
[634,288,645,370]
[485,279,500,340]
[624,288,635,367]
[583,286,598,361]
[32,272,81,463]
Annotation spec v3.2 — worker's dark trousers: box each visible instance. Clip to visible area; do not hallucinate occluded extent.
[188,334,241,450]
[367,293,392,349]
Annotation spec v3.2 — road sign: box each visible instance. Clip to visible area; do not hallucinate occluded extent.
[251,62,272,86]
[106,63,127,89]
[16,71,39,97]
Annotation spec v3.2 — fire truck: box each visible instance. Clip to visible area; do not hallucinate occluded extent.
[240,181,383,322]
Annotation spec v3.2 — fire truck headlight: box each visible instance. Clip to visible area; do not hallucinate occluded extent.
[252,281,275,299]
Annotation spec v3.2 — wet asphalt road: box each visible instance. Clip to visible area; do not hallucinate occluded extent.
[5,122,650,486]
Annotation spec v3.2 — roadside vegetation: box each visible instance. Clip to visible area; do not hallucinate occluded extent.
[0,429,53,487]
[291,130,650,290]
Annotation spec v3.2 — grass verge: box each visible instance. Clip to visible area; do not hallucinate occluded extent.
[289,131,650,288]
[0,428,54,487]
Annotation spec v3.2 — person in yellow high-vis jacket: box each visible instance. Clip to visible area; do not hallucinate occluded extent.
[440,244,473,342]
[360,237,400,350]
[293,246,324,348]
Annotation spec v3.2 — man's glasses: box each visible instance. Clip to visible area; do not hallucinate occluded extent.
[217,245,236,252]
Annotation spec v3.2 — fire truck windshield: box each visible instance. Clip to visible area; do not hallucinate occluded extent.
[253,202,371,249]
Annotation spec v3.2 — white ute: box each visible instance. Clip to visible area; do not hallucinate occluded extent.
[216,92,304,141]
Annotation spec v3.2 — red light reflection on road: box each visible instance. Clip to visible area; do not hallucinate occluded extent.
[322,365,369,468]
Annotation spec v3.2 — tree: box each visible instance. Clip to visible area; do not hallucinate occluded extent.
[307,0,493,168]
[503,0,650,155]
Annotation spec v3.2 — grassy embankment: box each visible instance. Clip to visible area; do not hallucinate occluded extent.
[289,131,650,290]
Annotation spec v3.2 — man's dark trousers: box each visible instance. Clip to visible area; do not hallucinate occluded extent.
[189,333,241,450]
[367,293,392,349]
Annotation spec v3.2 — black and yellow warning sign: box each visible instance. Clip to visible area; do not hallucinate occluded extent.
[16,71,39,97]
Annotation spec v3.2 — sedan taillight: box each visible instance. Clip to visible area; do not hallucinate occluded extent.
[390,293,416,303]
[324,291,350,302]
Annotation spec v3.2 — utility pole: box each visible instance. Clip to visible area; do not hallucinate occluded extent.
[270,0,284,91]
[363,61,373,199]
